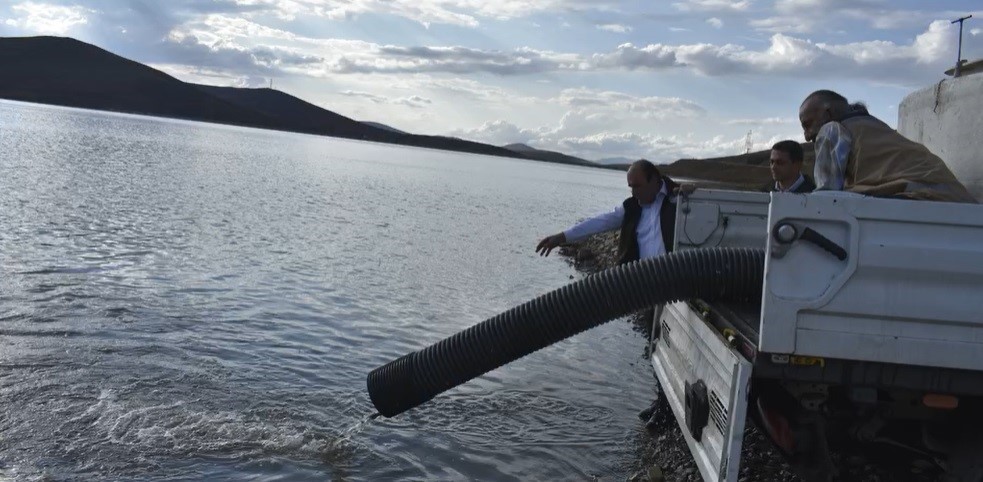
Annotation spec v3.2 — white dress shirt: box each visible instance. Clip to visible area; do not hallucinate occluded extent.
[775,173,806,192]
[562,184,669,259]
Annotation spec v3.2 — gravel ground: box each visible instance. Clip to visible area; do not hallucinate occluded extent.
[559,232,922,482]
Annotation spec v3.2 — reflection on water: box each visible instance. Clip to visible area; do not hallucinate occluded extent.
[0,100,658,481]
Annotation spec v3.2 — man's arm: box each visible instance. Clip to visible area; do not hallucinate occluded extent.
[536,205,625,257]
[813,122,852,191]
[563,205,625,242]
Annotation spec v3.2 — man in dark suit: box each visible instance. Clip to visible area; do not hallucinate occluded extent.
[762,140,816,193]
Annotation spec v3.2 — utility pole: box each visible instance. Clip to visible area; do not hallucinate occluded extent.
[269,78,273,89]
[744,130,753,155]
[951,15,972,77]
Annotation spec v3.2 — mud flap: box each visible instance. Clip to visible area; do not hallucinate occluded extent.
[651,302,753,482]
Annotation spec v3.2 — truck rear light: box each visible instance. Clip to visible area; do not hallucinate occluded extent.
[922,394,958,409]
[756,397,795,454]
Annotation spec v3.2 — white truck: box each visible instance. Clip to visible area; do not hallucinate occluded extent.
[649,189,983,481]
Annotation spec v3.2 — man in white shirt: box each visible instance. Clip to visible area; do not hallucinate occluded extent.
[536,160,678,264]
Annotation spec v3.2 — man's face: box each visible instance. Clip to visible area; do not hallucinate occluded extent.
[799,98,830,142]
[769,149,801,185]
[627,166,661,204]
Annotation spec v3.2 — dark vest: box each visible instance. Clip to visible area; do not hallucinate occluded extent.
[617,176,678,265]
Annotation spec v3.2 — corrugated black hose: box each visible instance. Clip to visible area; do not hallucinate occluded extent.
[367,247,765,417]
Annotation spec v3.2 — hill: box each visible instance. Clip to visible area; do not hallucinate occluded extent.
[360,121,406,134]
[501,143,599,167]
[0,36,276,128]
[0,35,805,185]
[194,84,381,139]
[0,36,526,160]
[602,145,815,191]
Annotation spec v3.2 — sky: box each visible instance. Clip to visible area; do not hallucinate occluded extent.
[1,1,981,163]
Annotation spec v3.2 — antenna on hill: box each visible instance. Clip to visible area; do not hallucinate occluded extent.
[744,130,753,154]
[269,78,273,90]
[951,14,973,77]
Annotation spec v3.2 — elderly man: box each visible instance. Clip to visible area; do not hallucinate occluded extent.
[798,90,975,203]
[762,140,816,193]
[536,159,678,264]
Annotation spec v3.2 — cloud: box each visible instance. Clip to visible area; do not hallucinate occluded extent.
[157,13,960,87]
[672,0,751,12]
[591,21,960,85]
[972,28,981,36]
[544,131,782,162]
[221,0,618,27]
[166,16,589,76]
[164,16,369,77]
[556,132,650,156]
[597,23,632,33]
[399,95,433,107]
[822,19,951,64]
[448,120,543,145]
[148,63,271,88]
[749,16,813,34]
[773,0,874,12]
[5,1,91,35]
[442,83,806,162]
[447,87,717,160]
[724,116,797,125]
[554,88,706,119]
[707,17,723,28]
[231,0,480,27]
[771,1,975,31]
[591,43,679,70]
[333,45,586,75]
[162,30,317,77]
[339,90,389,103]
[843,9,956,30]
[234,75,270,88]
[340,90,432,108]
[670,27,690,32]
[450,119,676,161]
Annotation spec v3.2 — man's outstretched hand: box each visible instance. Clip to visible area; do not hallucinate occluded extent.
[536,233,567,257]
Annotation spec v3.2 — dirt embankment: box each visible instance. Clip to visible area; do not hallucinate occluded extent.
[605,146,817,192]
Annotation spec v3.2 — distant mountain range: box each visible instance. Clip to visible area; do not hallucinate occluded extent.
[0,35,786,189]
[596,156,636,165]
[0,36,606,167]
[359,121,406,134]
[501,143,599,167]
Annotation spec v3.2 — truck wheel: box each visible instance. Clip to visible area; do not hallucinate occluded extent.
[750,382,836,482]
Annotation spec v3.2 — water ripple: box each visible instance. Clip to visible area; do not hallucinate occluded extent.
[0,100,644,481]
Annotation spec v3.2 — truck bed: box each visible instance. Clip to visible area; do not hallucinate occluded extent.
[687,298,983,397]
[675,189,983,373]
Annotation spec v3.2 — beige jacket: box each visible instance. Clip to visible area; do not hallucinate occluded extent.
[842,115,977,203]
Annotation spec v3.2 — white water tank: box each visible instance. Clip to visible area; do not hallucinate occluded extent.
[898,64,983,201]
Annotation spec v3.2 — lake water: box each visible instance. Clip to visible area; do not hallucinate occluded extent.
[0,100,659,481]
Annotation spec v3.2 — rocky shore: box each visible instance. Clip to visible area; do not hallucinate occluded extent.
[558,232,909,482]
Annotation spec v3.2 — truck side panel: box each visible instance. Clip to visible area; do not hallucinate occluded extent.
[762,192,983,371]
